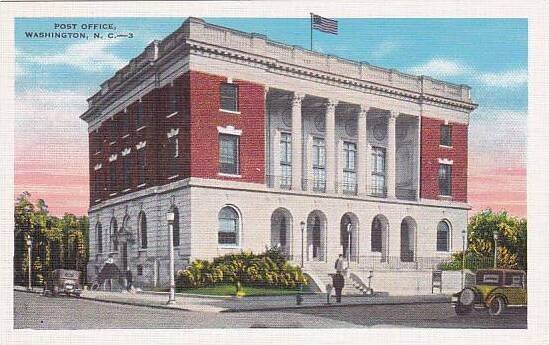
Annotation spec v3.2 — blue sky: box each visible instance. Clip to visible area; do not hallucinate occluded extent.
[14,17,527,216]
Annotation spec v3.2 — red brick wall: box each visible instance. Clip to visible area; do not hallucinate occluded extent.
[189,71,265,184]
[88,70,266,207]
[88,74,192,206]
[420,116,468,202]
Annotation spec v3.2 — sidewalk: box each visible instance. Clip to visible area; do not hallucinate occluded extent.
[14,286,450,313]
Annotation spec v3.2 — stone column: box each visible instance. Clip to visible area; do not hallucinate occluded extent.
[357,105,369,195]
[325,99,338,193]
[291,93,305,191]
[386,111,398,198]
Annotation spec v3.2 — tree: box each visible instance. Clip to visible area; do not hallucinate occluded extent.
[440,210,527,271]
[13,192,90,286]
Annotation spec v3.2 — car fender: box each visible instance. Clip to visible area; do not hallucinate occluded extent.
[486,289,508,306]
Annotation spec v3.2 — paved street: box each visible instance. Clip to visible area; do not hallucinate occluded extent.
[14,291,526,329]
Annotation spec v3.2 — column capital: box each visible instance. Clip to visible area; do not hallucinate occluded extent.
[325,99,339,110]
[292,92,306,105]
[359,105,370,117]
[389,110,400,119]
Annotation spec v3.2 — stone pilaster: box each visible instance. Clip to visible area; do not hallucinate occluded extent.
[325,99,338,193]
[357,105,369,195]
[291,93,305,191]
[386,110,398,198]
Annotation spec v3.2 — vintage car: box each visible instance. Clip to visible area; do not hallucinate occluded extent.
[43,269,82,297]
[451,269,527,316]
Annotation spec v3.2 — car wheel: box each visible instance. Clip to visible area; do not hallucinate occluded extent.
[488,296,506,316]
[455,303,473,316]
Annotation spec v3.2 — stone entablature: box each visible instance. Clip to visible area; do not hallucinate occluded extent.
[82,17,476,124]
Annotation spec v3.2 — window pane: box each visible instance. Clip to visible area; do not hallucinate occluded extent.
[218,207,238,245]
[440,125,452,146]
[436,221,449,251]
[219,135,239,174]
[170,87,178,113]
[136,103,144,127]
[438,164,452,196]
[220,84,238,111]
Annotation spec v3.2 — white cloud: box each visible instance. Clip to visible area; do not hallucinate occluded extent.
[468,108,527,168]
[15,89,90,175]
[407,58,470,78]
[478,69,527,87]
[370,41,399,59]
[19,39,127,73]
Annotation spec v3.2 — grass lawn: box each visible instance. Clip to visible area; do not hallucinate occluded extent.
[176,284,307,296]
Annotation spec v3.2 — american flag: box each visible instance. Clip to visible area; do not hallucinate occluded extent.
[311,13,338,35]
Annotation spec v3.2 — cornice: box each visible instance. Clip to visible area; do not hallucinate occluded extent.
[189,41,476,113]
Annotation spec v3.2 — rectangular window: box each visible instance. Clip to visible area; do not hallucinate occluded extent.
[121,114,129,136]
[110,118,118,142]
[169,136,179,176]
[122,156,131,189]
[136,102,145,128]
[370,147,386,196]
[137,148,146,185]
[94,168,102,198]
[343,142,357,193]
[312,137,326,192]
[438,163,452,196]
[220,83,238,112]
[280,133,292,188]
[440,124,452,146]
[109,161,117,193]
[170,86,178,113]
[219,134,239,175]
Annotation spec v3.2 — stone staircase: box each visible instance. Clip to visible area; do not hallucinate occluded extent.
[302,261,370,295]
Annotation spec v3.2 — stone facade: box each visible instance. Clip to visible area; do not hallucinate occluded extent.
[82,17,476,291]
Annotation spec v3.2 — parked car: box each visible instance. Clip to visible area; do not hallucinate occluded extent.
[43,269,82,297]
[451,269,526,316]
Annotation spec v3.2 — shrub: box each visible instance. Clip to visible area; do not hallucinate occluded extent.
[176,247,308,289]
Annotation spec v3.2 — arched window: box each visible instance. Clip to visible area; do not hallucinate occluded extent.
[110,217,118,251]
[371,217,382,252]
[138,211,147,249]
[218,206,239,246]
[437,220,450,252]
[172,207,180,247]
[96,222,103,253]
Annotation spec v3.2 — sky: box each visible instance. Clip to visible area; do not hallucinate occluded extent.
[14,17,527,217]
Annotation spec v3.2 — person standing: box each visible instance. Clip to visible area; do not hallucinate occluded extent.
[332,272,345,303]
[126,268,133,292]
[335,254,348,274]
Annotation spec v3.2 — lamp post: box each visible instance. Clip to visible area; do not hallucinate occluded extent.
[300,221,305,268]
[346,222,352,262]
[493,231,498,269]
[166,210,176,305]
[461,228,466,289]
[26,234,32,291]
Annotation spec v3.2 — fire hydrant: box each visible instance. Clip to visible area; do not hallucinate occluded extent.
[296,283,303,305]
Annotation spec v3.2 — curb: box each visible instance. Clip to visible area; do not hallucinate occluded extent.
[76,295,194,312]
[138,290,318,299]
[14,287,194,312]
[15,287,450,314]
[220,297,451,313]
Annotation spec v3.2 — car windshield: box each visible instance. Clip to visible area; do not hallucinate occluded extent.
[476,272,502,286]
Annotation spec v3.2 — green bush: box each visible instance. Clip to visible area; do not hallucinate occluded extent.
[176,247,307,289]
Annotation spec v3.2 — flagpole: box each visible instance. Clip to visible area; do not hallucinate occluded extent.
[310,13,313,51]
